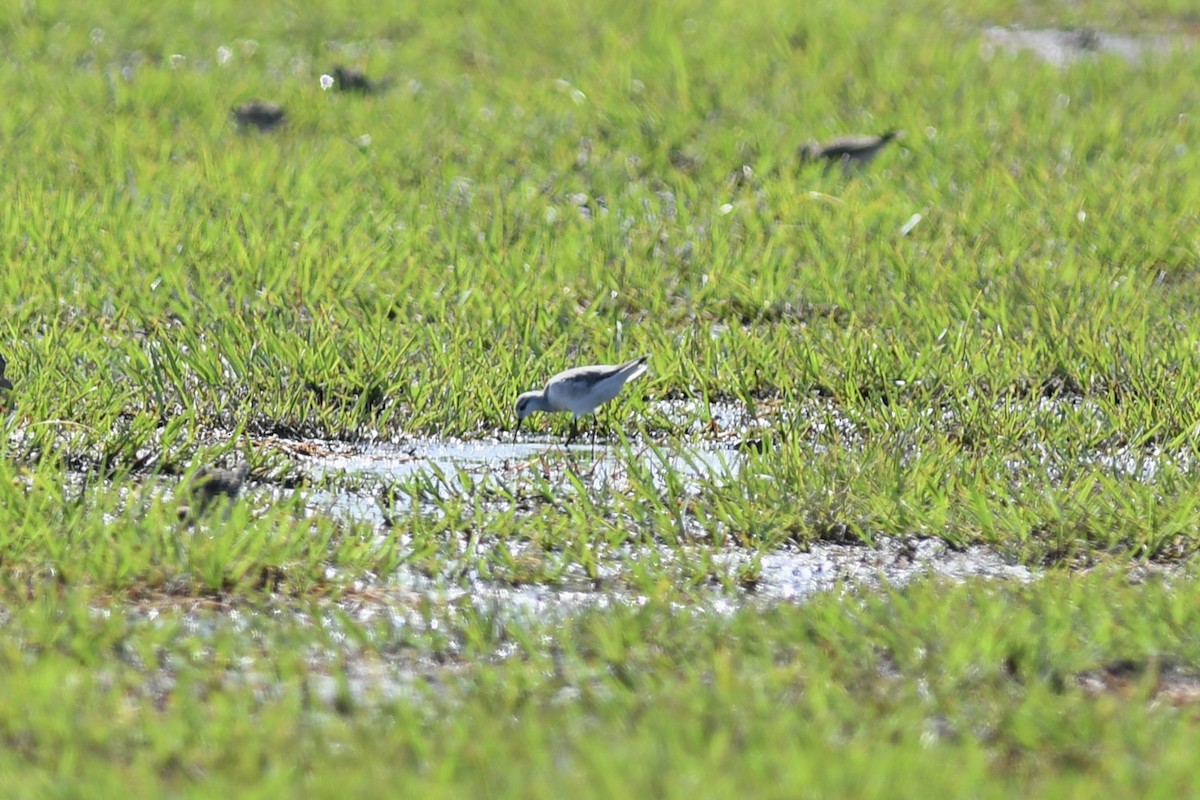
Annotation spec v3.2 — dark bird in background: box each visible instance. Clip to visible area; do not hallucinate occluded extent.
[177,462,250,523]
[668,148,702,175]
[332,66,391,94]
[0,354,12,392]
[232,100,287,132]
[800,130,903,172]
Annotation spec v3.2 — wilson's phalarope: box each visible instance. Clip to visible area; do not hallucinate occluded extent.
[515,355,649,444]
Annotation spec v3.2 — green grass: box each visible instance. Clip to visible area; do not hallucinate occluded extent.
[3,0,1200,794]
[4,574,1200,797]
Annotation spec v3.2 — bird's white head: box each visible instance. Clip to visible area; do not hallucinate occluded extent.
[514,390,545,426]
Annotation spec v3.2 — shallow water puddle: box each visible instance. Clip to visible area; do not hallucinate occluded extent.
[300,437,743,525]
[289,399,845,524]
[981,26,1191,66]
[337,537,1037,627]
[735,537,1034,602]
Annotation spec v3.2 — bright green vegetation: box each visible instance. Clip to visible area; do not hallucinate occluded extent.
[3,0,1200,794]
[4,575,1200,797]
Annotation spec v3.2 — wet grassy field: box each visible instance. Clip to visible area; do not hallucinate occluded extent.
[3,0,1200,794]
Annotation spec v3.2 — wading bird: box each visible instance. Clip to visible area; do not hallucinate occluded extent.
[515,356,650,446]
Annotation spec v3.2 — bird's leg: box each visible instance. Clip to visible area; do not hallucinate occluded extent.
[599,406,616,456]
[566,417,579,445]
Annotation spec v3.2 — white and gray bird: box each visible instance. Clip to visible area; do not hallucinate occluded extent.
[515,355,650,443]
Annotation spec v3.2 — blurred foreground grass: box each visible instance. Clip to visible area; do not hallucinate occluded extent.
[4,574,1200,796]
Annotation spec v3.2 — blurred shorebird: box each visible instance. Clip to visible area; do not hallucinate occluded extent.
[331,65,391,94]
[177,462,250,523]
[515,355,650,445]
[668,148,702,175]
[232,100,287,132]
[800,130,902,172]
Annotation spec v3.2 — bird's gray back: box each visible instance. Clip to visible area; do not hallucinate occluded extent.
[544,357,648,415]
[549,362,628,387]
